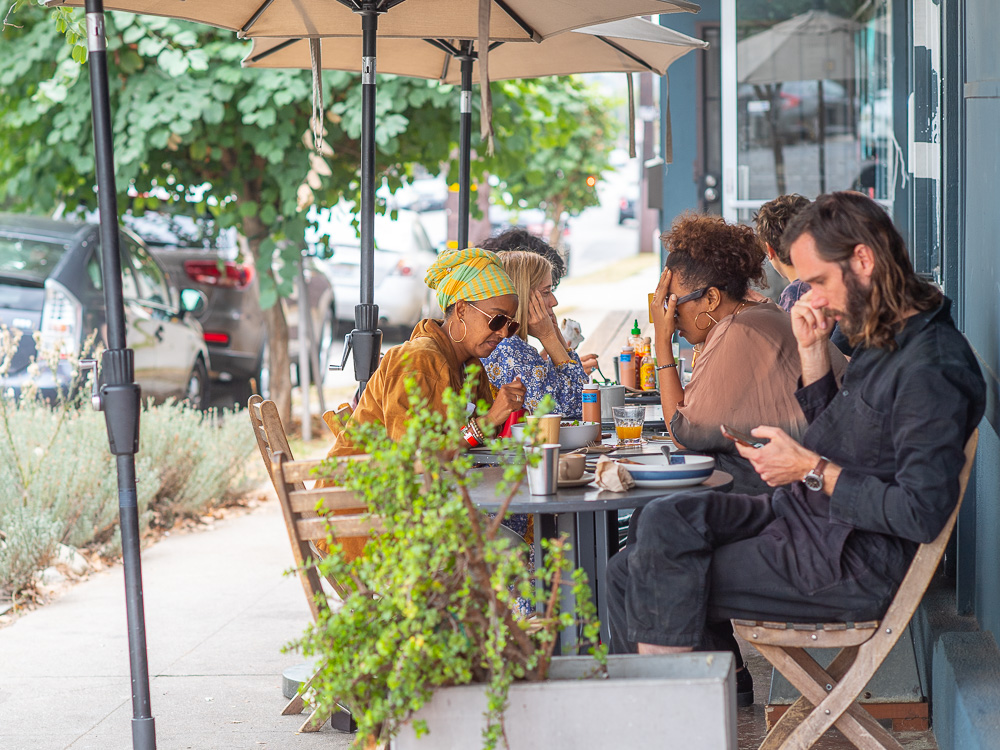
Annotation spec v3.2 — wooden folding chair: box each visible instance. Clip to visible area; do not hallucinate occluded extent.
[733,430,978,750]
[248,395,374,731]
[270,450,384,729]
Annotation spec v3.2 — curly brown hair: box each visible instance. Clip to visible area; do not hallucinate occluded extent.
[754,194,811,264]
[661,213,766,301]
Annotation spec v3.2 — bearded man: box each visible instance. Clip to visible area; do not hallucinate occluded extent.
[605,192,986,687]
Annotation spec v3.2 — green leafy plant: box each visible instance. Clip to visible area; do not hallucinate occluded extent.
[0,329,256,597]
[294,375,605,749]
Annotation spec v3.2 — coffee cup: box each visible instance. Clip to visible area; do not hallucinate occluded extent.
[526,413,561,445]
[558,453,586,481]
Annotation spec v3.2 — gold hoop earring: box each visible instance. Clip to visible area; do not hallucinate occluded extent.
[449,317,468,343]
[694,311,719,331]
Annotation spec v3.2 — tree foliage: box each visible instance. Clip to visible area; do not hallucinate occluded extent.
[1,1,619,415]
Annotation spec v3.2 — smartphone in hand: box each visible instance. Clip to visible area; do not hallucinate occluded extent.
[721,424,769,449]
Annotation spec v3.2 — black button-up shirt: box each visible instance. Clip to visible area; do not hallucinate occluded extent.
[767,298,985,593]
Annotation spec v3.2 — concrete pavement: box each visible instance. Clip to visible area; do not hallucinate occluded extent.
[0,493,353,750]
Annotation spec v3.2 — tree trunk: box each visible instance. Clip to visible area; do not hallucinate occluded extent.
[547,199,565,250]
[242,213,293,427]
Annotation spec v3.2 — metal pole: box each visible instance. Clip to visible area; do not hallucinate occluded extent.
[457,49,474,250]
[297,257,312,442]
[352,3,382,394]
[83,2,154,748]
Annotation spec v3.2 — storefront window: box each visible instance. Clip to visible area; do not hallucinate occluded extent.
[731,0,893,210]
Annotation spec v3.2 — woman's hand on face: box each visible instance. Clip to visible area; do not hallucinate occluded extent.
[484,376,527,426]
[527,289,558,341]
[791,291,831,350]
[650,267,677,341]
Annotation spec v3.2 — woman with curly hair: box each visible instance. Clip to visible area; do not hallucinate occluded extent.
[651,213,846,493]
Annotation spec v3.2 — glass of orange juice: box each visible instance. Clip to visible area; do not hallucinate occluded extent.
[612,405,645,446]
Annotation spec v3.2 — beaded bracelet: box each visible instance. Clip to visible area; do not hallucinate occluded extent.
[462,417,486,448]
[656,362,678,371]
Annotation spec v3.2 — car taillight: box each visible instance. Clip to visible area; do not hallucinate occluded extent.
[39,279,82,359]
[183,260,254,290]
[203,332,231,345]
[391,259,413,276]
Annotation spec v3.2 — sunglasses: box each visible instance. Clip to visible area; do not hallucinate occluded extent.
[674,286,711,306]
[467,302,520,337]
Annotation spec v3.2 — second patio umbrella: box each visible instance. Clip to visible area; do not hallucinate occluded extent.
[244,17,708,249]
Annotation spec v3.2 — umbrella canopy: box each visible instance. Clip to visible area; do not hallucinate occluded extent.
[244,17,708,79]
[46,0,700,40]
[244,18,707,248]
[737,9,858,85]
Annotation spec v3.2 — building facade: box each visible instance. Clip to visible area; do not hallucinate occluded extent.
[659,2,1000,746]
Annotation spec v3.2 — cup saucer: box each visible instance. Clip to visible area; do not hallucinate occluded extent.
[557,471,595,488]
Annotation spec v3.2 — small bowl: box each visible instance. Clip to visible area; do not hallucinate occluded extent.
[618,453,716,488]
[508,420,601,451]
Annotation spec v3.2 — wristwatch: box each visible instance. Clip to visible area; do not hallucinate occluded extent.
[802,456,829,492]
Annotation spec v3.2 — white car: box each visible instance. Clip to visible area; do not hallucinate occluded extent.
[314,209,438,333]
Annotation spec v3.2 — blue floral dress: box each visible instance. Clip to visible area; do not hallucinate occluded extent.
[482,335,588,418]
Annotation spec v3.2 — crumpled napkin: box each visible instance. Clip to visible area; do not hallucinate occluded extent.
[593,456,636,492]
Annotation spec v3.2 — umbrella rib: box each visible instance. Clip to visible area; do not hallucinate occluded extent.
[240,0,277,35]
[491,0,540,41]
[596,36,656,73]
[248,37,301,64]
[425,38,462,57]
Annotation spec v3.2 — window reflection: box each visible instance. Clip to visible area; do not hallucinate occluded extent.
[735,1,892,203]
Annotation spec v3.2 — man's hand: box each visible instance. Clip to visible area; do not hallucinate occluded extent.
[731,425,818,487]
[790,290,832,349]
[791,291,834,386]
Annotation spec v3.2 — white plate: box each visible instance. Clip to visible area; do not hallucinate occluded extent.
[620,454,715,489]
[558,472,595,488]
[630,475,710,489]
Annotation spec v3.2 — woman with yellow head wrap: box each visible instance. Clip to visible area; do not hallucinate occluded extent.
[328,247,526,457]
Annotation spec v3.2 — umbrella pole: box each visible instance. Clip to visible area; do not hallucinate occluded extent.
[457,50,474,250]
[817,79,827,194]
[354,5,382,394]
[83,2,155,749]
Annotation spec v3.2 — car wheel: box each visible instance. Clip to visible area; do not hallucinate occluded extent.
[185,357,210,411]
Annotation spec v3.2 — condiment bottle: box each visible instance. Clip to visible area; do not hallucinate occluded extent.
[581,383,601,424]
[619,346,636,389]
[629,319,643,351]
[640,356,657,391]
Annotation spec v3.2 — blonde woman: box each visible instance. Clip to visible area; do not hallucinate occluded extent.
[482,250,589,417]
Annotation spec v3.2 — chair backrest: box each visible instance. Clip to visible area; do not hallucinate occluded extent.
[271,450,382,620]
[877,429,978,633]
[249,394,299,494]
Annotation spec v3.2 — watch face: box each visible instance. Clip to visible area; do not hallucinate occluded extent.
[804,474,822,491]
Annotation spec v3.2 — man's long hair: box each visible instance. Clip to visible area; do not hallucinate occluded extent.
[784,192,942,350]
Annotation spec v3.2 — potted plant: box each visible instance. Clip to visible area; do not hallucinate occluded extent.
[293,374,736,749]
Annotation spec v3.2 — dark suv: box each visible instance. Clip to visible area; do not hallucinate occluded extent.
[0,213,210,406]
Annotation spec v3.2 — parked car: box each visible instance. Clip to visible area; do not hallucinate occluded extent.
[313,209,438,334]
[0,213,211,407]
[739,79,855,145]
[618,194,637,224]
[488,204,572,257]
[125,210,337,404]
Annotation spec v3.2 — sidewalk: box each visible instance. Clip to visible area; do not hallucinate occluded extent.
[0,492,353,750]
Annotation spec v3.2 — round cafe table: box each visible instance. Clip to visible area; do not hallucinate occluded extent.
[467,466,734,651]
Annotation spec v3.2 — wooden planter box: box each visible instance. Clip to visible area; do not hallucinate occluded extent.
[392,653,737,749]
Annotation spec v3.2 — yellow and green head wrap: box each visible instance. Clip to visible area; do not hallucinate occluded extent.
[424,247,517,312]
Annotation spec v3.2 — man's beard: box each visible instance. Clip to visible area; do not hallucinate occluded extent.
[828,269,870,339]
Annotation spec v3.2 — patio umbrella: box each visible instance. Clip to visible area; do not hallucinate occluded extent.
[53,0,699,396]
[737,10,858,194]
[62,7,698,741]
[244,17,708,249]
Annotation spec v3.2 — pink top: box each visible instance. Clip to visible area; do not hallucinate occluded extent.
[671,302,847,453]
